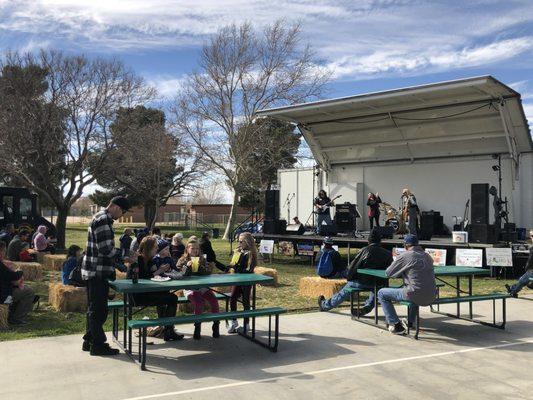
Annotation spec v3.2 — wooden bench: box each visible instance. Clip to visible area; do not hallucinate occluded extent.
[128,307,287,370]
[401,293,510,339]
[109,293,231,338]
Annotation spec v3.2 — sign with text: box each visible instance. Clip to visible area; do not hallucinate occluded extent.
[425,248,447,267]
[455,248,483,268]
[297,243,315,256]
[485,248,513,267]
[259,240,274,254]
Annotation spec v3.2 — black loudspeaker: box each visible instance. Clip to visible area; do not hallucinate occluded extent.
[374,225,395,239]
[469,223,496,244]
[471,184,489,224]
[264,190,280,220]
[335,203,357,233]
[285,223,305,235]
[419,213,434,241]
[501,231,518,243]
[263,218,286,234]
[319,224,337,236]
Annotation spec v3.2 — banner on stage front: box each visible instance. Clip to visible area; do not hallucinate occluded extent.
[455,248,483,268]
[297,243,315,256]
[485,248,513,267]
[259,240,274,254]
[425,248,447,266]
[392,247,406,260]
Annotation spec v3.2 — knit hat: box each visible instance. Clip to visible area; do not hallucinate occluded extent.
[157,238,170,253]
[110,196,131,211]
[404,234,419,246]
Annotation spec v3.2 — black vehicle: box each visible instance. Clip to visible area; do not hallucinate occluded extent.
[0,186,56,236]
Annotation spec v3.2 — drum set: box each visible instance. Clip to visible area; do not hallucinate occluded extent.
[380,202,407,233]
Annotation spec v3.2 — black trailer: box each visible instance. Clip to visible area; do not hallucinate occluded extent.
[0,186,56,236]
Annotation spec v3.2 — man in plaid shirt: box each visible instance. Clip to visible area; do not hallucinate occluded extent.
[82,196,131,356]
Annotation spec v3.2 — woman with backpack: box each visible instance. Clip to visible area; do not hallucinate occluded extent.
[316,237,345,279]
[62,245,82,285]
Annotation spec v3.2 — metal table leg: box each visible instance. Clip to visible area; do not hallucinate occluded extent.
[374,281,379,324]
[456,276,460,318]
[251,284,256,338]
[468,275,473,319]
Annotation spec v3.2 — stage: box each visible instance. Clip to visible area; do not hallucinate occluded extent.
[254,232,494,266]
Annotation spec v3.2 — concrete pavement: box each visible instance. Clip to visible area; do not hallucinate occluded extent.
[1,295,533,400]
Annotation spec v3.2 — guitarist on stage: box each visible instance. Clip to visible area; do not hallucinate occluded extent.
[401,188,419,235]
[314,190,335,233]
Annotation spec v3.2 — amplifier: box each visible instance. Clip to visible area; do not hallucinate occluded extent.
[285,223,305,235]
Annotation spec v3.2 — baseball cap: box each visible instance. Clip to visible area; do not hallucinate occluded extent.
[404,234,419,246]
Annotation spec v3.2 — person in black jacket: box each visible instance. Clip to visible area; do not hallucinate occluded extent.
[367,192,382,229]
[505,228,533,297]
[128,236,184,342]
[200,231,225,271]
[318,228,393,314]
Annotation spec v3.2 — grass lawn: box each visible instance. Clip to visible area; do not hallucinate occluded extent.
[0,223,530,341]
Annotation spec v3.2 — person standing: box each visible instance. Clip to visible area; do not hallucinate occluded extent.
[81,196,131,356]
[401,189,419,235]
[314,190,334,233]
[119,228,134,259]
[377,234,436,334]
[367,192,382,229]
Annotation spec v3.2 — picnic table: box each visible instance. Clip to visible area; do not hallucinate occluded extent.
[109,273,286,370]
[353,266,508,337]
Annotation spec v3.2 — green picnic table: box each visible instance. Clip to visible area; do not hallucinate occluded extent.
[356,266,491,328]
[109,273,275,364]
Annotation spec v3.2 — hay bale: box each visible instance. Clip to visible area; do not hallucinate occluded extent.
[12,262,44,281]
[254,266,279,287]
[0,304,9,330]
[43,254,66,271]
[299,276,347,298]
[48,282,87,312]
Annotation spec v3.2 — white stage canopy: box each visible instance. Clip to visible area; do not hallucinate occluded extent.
[256,76,532,174]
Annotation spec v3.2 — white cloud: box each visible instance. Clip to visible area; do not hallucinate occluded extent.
[146,75,187,99]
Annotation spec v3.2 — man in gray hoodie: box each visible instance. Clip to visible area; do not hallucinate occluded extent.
[378,234,436,334]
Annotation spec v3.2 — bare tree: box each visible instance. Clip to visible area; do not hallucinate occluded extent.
[0,50,154,247]
[173,20,329,239]
[191,180,227,204]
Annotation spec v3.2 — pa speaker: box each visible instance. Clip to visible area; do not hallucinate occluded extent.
[264,190,280,220]
[468,223,496,244]
[419,213,434,241]
[319,224,337,236]
[471,184,489,224]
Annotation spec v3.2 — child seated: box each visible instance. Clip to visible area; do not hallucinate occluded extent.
[62,245,82,285]
[176,239,220,340]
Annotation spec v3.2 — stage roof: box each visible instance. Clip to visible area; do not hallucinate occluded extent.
[256,76,532,169]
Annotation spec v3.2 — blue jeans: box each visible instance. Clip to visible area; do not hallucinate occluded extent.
[509,270,533,294]
[377,287,418,325]
[316,213,333,232]
[321,281,374,310]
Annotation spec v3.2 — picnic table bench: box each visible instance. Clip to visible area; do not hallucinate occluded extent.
[352,266,509,338]
[109,273,286,370]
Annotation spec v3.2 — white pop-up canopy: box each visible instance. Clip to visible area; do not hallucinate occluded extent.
[256,76,532,174]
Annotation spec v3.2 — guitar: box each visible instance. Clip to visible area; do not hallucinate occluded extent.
[314,195,342,213]
[460,199,470,230]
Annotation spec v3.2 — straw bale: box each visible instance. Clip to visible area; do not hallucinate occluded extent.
[43,254,66,271]
[253,267,279,287]
[0,304,8,330]
[299,276,347,298]
[12,262,44,281]
[48,282,87,312]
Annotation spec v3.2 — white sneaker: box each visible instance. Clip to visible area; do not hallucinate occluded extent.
[4,295,13,305]
[227,320,239,334]
[236,324,249,335]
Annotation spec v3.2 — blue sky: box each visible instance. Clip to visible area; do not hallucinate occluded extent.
[1,0,532,197]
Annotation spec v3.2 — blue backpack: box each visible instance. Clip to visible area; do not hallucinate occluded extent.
[316,249,333,277]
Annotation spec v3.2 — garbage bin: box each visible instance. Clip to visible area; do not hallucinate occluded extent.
[212,228,220,239]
